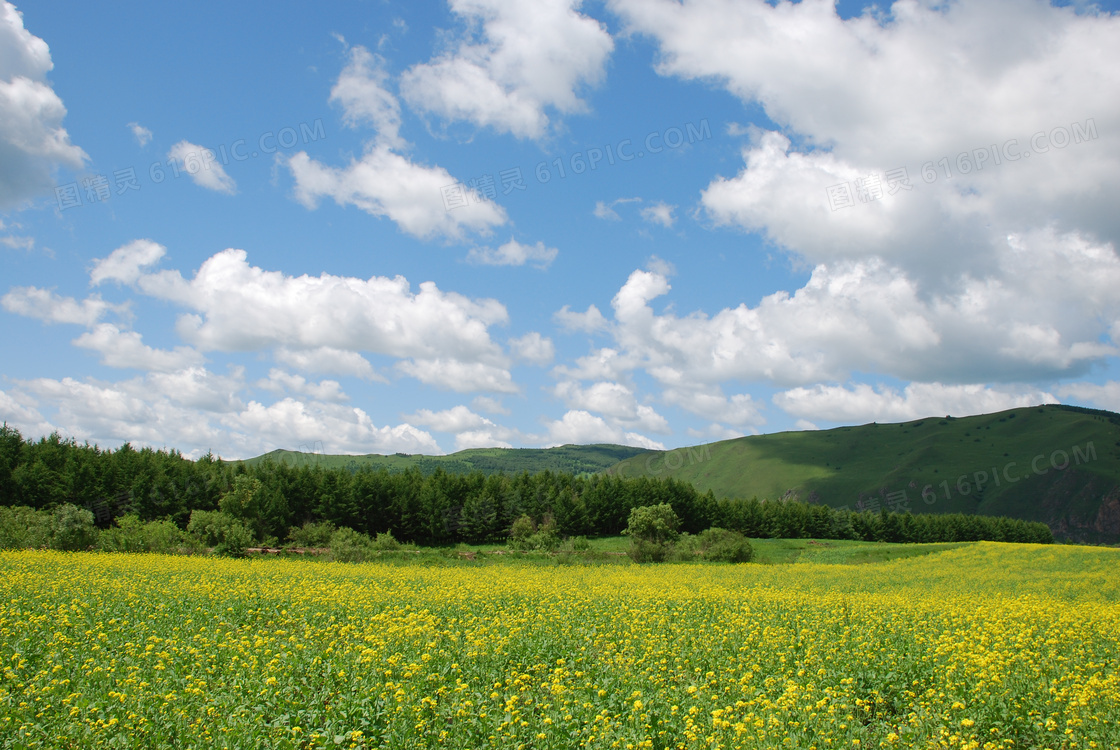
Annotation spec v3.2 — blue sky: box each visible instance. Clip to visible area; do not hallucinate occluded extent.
[2,0,1120,459]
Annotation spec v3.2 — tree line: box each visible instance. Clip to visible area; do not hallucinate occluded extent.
[0,425,1053,551]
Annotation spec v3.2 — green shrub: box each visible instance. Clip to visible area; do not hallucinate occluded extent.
[187,510,253,557]
[628,538,674,563]
[696,527,754,563]
[51,503,98,551]
[624,504,681,545]
[507,515,536,550]
[0,506,53,549]
[370,530,402,551]
[329,527,373,563]
[286,520,336,548]
[98,514,193,554]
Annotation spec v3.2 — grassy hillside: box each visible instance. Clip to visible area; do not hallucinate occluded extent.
[242,443,648,477]
[604,405,1120,543]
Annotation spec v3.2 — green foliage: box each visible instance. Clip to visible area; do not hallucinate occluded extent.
[370,531,402,551]
[624,503,681,545]
[97,514,194,554]
[51,503,98,551]
[694,527,754,563]
[628,538,674,563]
[507,515,536,551]
[187,510,252,557]
[286,519,336,548]
[329,526,374,563]
[0,506,52,550]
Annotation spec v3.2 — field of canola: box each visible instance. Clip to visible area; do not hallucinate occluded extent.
[0,543,1118,749]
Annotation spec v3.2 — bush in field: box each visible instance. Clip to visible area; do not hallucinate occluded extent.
[187,510,253,557]
[370,530,403,551]
[51,503,98,551]
[695,527,754,563]
[98,514,194,554]
[330,527,374,562]
[507,515,536,550]
[0,506,53,549]
[624,504,681,563]
[507,515,560,552]
[286,520,336,548]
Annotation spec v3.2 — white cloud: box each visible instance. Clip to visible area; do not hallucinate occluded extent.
[542,409,665,450]
[0,234,33,251]
[274,346,383,381]
[553,304,609,333]
[73,324,204,372]
[2,286,122,326]
[640,201,676,228]
[405,405,492,433]
[167,140,237,194]
[404,404,522,450]
[128,121,152,147]
[289,43,508,241]
[288,146,507,241]
[471,395,510,415]
[90,239,166,286]
[552,380,671,434]
[466,238,557,268]
[396,358,517,393]
[256,369,349,403]
[508,331,554,365]
[773,382,1058,425]
[1056,381,1120,413]
[400,0,614,140]
[330,45,404,149]
[8,373,440,459]
[661,386,764,427]
[0,1,87,207]
[593,200,620,220]
[613,0,1120,277]
[586,230,1120,390]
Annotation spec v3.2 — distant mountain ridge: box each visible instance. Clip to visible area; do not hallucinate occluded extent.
[242,405,1120,543]
[243,443,647,477]
[605,404,1120,544]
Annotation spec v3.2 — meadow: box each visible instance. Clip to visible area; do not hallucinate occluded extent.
[0,543,1117,749]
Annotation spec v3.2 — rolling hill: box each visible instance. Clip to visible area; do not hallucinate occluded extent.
[243,443,647,477]
[603,404,1120,543]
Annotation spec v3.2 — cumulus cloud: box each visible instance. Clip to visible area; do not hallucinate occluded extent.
[274,346,383,382]
[0,2,87,207]
[553,304,609,333]
[404,404,522,450]
[508,332,554,365]
[640,201,676,228]
[90,239,166,286]
[289,145,507,241]
[256,369,349,403]
[167,140,237,194]
[1056,381,1120,413]
[289,43,507,241]
[330,45,404,148]
[773,382,1058,425]
[542,409,665,450]
[593,197,642,221]
[400,0,613,140]
[128,121,152,147]
[3,373,440,459]
[552,380,671,434]
[613,0,1120,275]
[466,238,558,268]
[2,286,123,327]
[73,324,204,372]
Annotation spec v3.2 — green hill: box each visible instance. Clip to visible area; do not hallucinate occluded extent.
[242,443,647,477]
[602,405,1120,544]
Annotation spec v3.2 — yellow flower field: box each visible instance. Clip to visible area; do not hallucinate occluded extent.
[0,543,1117,749]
